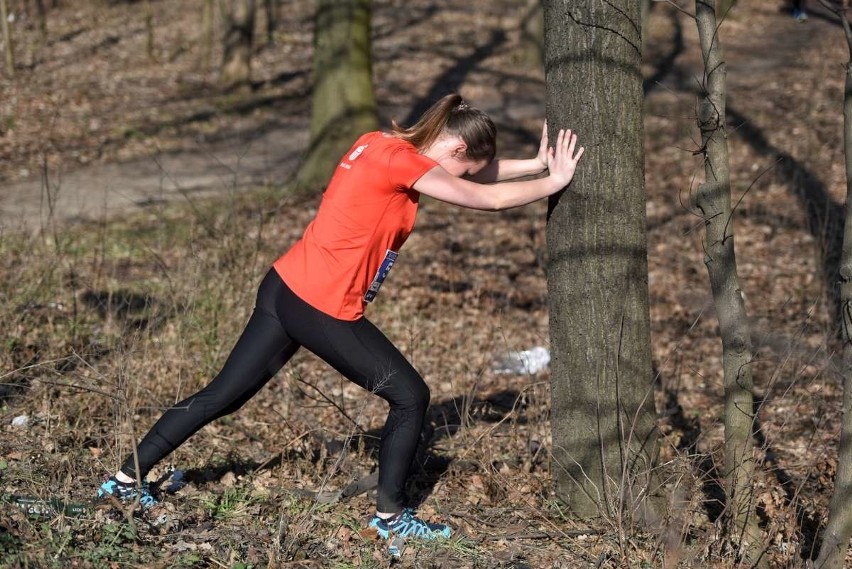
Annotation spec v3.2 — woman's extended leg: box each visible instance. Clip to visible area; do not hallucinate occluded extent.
[120,269,300,480]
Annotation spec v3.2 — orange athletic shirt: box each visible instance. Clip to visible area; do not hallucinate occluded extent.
[274,131,438,320]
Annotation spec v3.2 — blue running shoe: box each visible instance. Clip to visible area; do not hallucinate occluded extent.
[369,508,452,540]
[97,476,158,510]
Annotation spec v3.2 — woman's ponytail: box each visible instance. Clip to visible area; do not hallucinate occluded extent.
[392,93,496,162]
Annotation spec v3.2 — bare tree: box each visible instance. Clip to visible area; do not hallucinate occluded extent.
[0,0,14,78]
[292,0,377,194]
[220,0,256,89]
[543,0,660,526]
[813,4,852,568]
[692,0,764,565]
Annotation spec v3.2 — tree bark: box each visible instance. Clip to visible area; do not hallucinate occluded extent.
[814,5,852,568]
[0,0,14,78]
[220,0,256,89]
[543,0,660,523]
[693,1,765,565]
[292,0,377,195]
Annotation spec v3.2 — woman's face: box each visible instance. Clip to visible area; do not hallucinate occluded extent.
[424,134,490,178]
[439,155,490,178]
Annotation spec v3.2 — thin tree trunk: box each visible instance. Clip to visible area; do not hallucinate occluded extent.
[814,5,852,568]
[0,0,14,78]
[693,1,764,565]
[543,0,660,525]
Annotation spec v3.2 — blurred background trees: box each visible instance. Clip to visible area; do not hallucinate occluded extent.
[220,0,255,89]
[292,0,377,194]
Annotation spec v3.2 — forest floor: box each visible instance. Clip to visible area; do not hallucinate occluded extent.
[0,0,850,568]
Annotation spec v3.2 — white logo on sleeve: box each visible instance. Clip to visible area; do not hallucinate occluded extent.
[340,144,368,170]
[348,145,368,161]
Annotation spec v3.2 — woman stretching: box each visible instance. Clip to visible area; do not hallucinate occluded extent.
[97,93,584,542]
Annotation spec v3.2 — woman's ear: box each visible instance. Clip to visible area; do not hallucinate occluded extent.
[451,141,468,159]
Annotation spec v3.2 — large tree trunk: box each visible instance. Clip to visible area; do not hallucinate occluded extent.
[814,5,852,568]
[543,0,659,523]
[292,0,377,195]
[220,0,255,89]
[0,0,14,78]
[693,1,764,565]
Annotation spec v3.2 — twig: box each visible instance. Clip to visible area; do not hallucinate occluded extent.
[35,378,122,401]
[655,0,695,19]
[293,376,364,432]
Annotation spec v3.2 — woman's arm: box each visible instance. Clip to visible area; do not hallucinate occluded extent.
[413,129,584,211]
[465,122,550,183]
[465,158,546,183]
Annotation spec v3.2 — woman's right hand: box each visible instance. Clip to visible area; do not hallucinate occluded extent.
[547,129,584,190]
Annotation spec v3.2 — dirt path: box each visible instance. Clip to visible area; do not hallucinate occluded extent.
[0,117,310,233]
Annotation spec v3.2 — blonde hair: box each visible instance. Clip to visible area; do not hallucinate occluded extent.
[392,94,497,162]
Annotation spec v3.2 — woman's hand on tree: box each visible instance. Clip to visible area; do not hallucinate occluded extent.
[547,129,584,190]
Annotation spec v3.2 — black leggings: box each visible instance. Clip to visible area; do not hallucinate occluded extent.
[121,269,430,512]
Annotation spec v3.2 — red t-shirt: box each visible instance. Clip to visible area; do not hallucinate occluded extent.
[274,132,437,320]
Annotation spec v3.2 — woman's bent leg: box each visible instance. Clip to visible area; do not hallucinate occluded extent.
[276,286,430,513]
